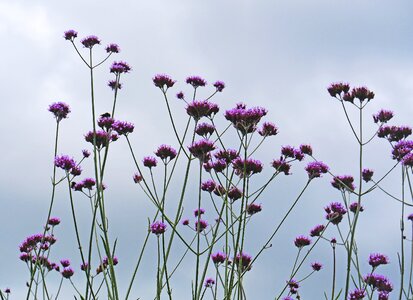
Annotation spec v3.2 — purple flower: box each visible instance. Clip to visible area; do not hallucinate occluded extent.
[247,203,262,215]
[176,91,184,99]
[4,288,10,294]
[186,100,219,120]
[378,125,412,142]
[80,262,89,271]
[348,288,366,300]
[234,252,252,271]
[195,219,208,232]
[48,217,61,226]
[349,202,364,213]
[155,145,177,162]
[61,267,74,279]
[211,251,227,264]
[373,109,394,123]
[213,80,225,92]
[82,178,96,190]
[258,122,278,137]
[60,259,70,267]
[272,159,291,175]
[311,262,322,271]
[224,105,267,135]
[133,173,143,183]
[108,80,122,90]
[331,175,355,191]
[294,236,311,248]
[362,168,374,182]
[110,61,131,74]
[48,102,71,122]
[325,202,347,225]
[351,86,375,103]
[214,148,239,163]
[112,120,134,136]
[281,146,295,158]
[201,180,216,193]
[84,130,112,149]
[402,153,413,166]
[186,76,207,88]
[55,155,76,171]
[327,82,350,98]
[369,253,389,268]
[213,185,226,197]
[408,213,413,221]
[82,149,91,158]
[232,157,263,177]
[194,208,205,217]
[153,74,176,89]
[364,274,393,292]
[188,139,215,161]
[305,161,329,179]
[97,116,115,130]
[151,221,167,235]
[64,29,78,41]
[392,140,413,161]
[105,43,120,53]
[300,144,313,155]
[81,35,101,48]
[143,156,158,168]
[310,224,325,237]
[228,187,242,201]
[195,123,215,138]
[204,278,215,287]
[378,291,389,300]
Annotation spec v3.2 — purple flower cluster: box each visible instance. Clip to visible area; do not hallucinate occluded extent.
[331,175,355,191]
[186,100,219,120]
[211,251,227,264]
[310,224,325,237]
[224,104,267,135]
[195,123,215,138]
[195,219,208,232]
[201,179,216,193]
[327,82,350,98]
[64,29,78,41]
[213,80,225,92]
[151,221,167,235]
[19,234,56,254]
[81,35,101,48]
[305,161,329,179]
[204,278,215,287]
[234,252,252,271]
[61,267,74,279]
[98,116,115,130]
[362,168,374,182]
[153,74,176,89]
[48,217,61,226]
[110,61,131,74]
[48,102,71,122]
[133,173,143,183]
[348,288,366,300]
[325,202,347,225]
[232,157,263,177]
[72,178,96,191]
[364,274,393,292]
[143,156,158,168]
[368,253,389,268]
[188,139,215,161]
[258,122,278,137]
[112,120,134,136]
[228,187,242,201]
[294,235,311,248]
[247,203,262,215]
[272,158,291,175]
[214,149,239,163]
[373,109,394,123]
[194,208,205,217]
[378,125,412,142]
[311,262,322,271]
[108,80,122,90]
[392,140,413,161]
[349,202,364,213]
[287,279,299,294]
[96,256,119,274]
[85,130,117,149]
[186,76,207,88]
[105,43,120,53]
[54,155,80,175]
[155,145,177,162]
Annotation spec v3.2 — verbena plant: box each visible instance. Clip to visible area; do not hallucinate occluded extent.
[2,30,413,300]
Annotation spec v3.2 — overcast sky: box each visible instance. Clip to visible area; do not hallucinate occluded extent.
[1,0,413,298]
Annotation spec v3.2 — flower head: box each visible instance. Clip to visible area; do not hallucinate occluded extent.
[232,157,263,177]
[349,202,364,213]
[201,180,216,193]
[294,235,311,248]
[186,100,219,120]
[327,82,350,98]
[195,219,208,232]
[348,288,366,300]
[369,253,389,268]
[54,155,76,171]
[214,148,239,163]
[61,267,74,279]
[64,29,78,41]
[48,102,71,122]
[204,278,215,287]
[112,120,134,136]
[194,208,205,217]
[234,252,252,271]
[228,187,242,201]
[186,76,207,88]
[225,105,267,135]
[105,43,120,53]
[325,202,347,225]
[373,109,394,123]
[272,159,291,175]
[310,224,325,237]
[362,168,374,182]
[133,173,143,183]
[48,217,61,226]
[188,139,215,161]
[81,35,101,48]
[247,203,262,215]
[84,130,113,149]
[211,252,227,265]
[300,144,313,155]
[331,175,355,191]
[155,145,177,162]
[108,80,122,90]
[110,61,131,74]
[82,149,91,158]
[305,161,329,179]
[195,123,215,138]
[153,74,176,89]
[258,122,278,137]
[311,262,322,271]
[151,221,167,235]
[378,125,412,142]
[60,259,70,267]
[213,80,225,92]
[143,156,157,168]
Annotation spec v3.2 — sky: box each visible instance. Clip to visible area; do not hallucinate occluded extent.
[1,0,413,298]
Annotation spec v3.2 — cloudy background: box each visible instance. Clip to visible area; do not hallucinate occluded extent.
[1,0,413,298]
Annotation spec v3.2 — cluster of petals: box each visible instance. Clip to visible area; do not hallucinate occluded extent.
[310,224,325,237]
[48,217,61,226]
[305,161,329,179]
[204,278,215,287]
[258,122,278,137]
[214,149,239,163]
[110,61,131,74]
[368,253,389,268]
[48,102,71,122]
[247,203,262,215]
[133,173,143,183]
[195,219,208,232]
[186,76,207,88]
[151,221,167,235]
[108,80,122,90]
[153,74,176,89]
[234,252,252,271]
[211,251,227,264]
[311,262,322,271]
[64,29,78,41]
[364,274,393,292]
[325,202,347,225]
[72,178,96,191]
[378,125,412,142]
[201,179,216,193]
[195,123,215,138]
[294,235,311,248]
[272,158,291,175]
[97,116,115,130]
[213,80,225,92]
[85,130,117,149]
[188,139,216,161]
[19,234,56,254]
[111,120,134,136]
[155,145,177,162]
[348,288,366,300]
[54,155,79,176]
[61,267,74,279]
[327,82,350,98]
[224,104,267,135]
[143,156,158,168]
[362,168,374,182]
[373,109,394,123]
[349,202,364,213]
[105,43,120,53]
[331,175,355,191]
[232,157,263,177]
[81,35,101,48]
[186,100,219,120]
[96,256,119,274]
[392,140,413,161]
